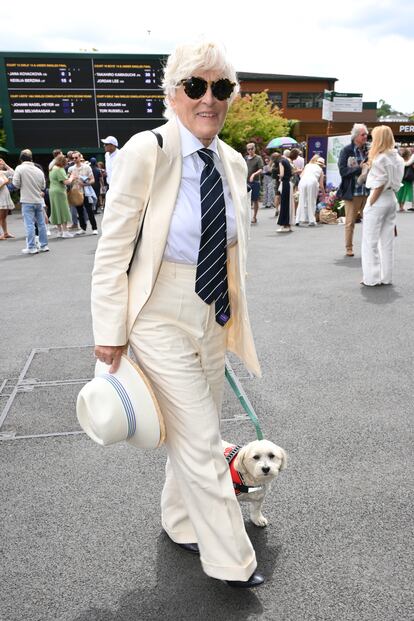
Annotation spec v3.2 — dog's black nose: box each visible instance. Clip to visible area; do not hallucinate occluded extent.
[262,467,270,474]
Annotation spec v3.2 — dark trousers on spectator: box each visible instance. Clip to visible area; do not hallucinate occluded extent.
[76,196,97,231]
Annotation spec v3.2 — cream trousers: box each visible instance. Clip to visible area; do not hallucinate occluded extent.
[361,190,397,286]
[296,178,318,224]
[129,261,257,581]
[344,195,367,252]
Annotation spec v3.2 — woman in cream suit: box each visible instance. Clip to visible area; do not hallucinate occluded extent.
[92,41,264,588]
[361,125,404,287]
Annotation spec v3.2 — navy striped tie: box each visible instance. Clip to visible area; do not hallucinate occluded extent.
[195,148,230,326]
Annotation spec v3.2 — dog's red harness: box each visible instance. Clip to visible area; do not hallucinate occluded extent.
[224,444,263,495]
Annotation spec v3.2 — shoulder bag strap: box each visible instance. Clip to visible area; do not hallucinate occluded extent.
[126,130,163,275]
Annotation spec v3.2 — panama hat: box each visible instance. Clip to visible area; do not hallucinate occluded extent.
[76,355,165,448]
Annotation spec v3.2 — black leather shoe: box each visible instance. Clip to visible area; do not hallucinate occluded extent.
[164,529,199,554]
[226,571,265,588]
[177,542,200,555]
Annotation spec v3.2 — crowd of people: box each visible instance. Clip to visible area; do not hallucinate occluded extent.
[1,120,412,289]
[0,135,119,253]
[245,123,412,286]
[245,142,324,232]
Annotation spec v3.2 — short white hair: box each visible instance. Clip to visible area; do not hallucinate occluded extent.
[162,40,239,119]
[351,123,368,140]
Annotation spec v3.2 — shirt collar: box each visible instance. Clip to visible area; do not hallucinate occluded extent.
[177,117,219,159]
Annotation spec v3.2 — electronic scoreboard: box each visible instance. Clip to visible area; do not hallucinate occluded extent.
[0,53,167,152]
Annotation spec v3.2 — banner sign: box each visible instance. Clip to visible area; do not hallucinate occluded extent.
[322,90,363,120]
[307,136,328,163]
[333,92,363,113]
[322,91,333,121]
[326,134,350,188]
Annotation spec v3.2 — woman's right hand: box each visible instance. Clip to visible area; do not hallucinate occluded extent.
[94,345,124,373]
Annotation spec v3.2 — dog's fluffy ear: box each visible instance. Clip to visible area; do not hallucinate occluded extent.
[278,448,288,471]
[233,446,248,475]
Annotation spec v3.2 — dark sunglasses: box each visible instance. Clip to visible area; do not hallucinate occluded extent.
[180,76,236,101]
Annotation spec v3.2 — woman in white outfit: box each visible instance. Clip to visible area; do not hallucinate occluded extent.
[295,155,325,226]
[361,126,404,286]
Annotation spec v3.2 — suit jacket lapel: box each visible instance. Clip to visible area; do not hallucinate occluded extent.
[145,118,182,273]
[218,140,249,274]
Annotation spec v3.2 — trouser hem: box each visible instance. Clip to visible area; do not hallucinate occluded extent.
[162,524,257,581]
[162,523,197,544]
[201,554,257,582]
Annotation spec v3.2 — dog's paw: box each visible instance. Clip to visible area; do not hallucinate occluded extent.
[251,514,268,527]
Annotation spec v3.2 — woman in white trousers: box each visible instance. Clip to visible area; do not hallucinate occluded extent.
[361,126,404,286]
[295,155,325,226]
[296,155,325,226]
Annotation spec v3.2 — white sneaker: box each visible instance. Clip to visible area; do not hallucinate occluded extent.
[75,229,86,235]
[56,231,63,238]
[21,247,39,254]
[62,231,74,238]
[92,230,98,235]
[47,229,51,236]
[39,246,50,252]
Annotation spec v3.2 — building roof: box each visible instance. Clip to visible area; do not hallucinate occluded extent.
[378,113,410,122]
[237,71,337,83]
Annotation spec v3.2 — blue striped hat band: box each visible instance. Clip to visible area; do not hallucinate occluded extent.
[102,373,137,439]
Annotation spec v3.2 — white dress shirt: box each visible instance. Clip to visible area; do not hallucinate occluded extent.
[301,162,322,182]
[105,149,119,186]
[163,119,237,265]
[366,151,405,193]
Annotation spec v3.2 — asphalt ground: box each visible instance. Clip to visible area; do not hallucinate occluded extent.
[1,207,413,621]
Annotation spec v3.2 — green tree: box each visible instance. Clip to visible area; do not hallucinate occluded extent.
[220,91,289,152]
[286,119,299,138]
[377,99,398,118]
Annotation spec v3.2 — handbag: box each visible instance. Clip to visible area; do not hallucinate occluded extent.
[403,165,414,183]
[68,184,84,206]
[319,208,337,224]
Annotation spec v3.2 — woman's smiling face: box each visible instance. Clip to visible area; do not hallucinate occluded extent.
[169,70,229,147]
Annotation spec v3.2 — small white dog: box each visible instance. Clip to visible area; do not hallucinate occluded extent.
[223,439,287,527]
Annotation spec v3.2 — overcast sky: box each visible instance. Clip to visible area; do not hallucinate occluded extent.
[2,0,413,113]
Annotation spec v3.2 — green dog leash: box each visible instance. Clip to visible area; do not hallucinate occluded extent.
[225,358,264,441]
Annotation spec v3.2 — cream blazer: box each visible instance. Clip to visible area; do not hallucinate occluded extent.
[91,117,261,377]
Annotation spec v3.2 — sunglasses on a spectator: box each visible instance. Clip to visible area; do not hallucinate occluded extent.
[180,77,236,101]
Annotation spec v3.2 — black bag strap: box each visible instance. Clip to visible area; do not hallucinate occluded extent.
[153,130,163,148]
[126,130,163,275]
